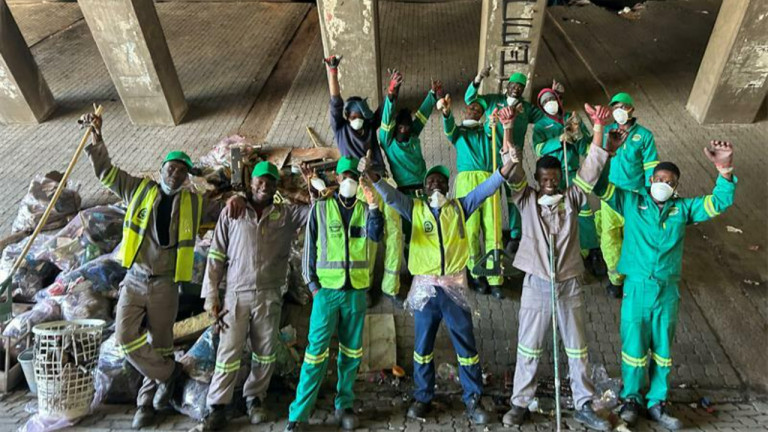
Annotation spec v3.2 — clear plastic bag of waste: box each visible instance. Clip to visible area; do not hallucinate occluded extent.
[407,272,470,312]
[12,172,82,234]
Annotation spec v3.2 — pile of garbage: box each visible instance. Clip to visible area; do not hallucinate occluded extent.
[0,135,336,430]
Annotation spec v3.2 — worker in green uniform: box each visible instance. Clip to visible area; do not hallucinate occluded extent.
[440,94,504,299]
[598,92,659,298]
[465,66,546,253]
[595,141,736,430]
[532,87,606,276]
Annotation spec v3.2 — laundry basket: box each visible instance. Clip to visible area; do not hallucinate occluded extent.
[32,319,105,420]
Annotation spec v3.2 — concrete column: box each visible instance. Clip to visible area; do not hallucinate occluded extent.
[687,0,768,124]
[0,1,56,124]
[79,0,187,126]
[317,0,381,107]
[478,0,547,100]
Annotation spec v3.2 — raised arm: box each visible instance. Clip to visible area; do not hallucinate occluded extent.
[465,64,491,104]
[361,153,415,221]
[412,80,440,137]
[687,140,736,224]
[302,204,321,294]
[499,107,529,207]
[572,104,613,200]
[325,55,345,131]
[440,95,460,145]
[378,69,403,148]
[641,131,660,186]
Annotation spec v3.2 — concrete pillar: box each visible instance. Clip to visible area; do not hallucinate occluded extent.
[79,0,187,126]
[478,0,547,100]
[687,0,768,124]
[317,0,381,107]
[0,1,56,124]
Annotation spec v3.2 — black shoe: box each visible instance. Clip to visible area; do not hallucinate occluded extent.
[247,398,268,425]
[619,399,641,426]
[506,238,520,255]
[465,394,491,425]
[574,401,611,431]
[406,400,431,419]
[284,421,299,432]
[648,403,683,430]
[384,293,404,309]
[469,276,489,295]
[490,285,505,300]
[502,404,529,426]
[586,249,608,277]
[606,282,623,299]
[202,405,226,431]
[335,408,359,430]
[154,361,183,409]
[132,406,155,429]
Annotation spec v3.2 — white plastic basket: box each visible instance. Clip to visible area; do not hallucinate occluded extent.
[32,319,105,420]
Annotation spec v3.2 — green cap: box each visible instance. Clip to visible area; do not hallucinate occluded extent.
[424,165,451,182]
[469,98,488,111]
[610,92,634,107]
[336,157,360,175]
[163,151,193,170]
[508,72,527,86]
[251,161,280,180]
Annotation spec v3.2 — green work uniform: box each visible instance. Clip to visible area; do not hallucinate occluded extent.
[378,91,435,188]
[534,133,599,252]
[596,174,736,408]
[444,113,503,286]
[598,121,659,285]
[465,82,545,240]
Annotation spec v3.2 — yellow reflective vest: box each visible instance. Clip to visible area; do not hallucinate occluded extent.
[315,198,371,289]
[116,179,202,282]
[409,199,468,276]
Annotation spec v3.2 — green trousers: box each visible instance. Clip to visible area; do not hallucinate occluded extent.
[597,201,625,285]
[288,289,366,422]
[620,279,679,408]
[455,171,503,286]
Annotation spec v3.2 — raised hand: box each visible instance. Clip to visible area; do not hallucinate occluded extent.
[584,103,611,126]
[498,106,517,126]
[475,64,492,84]
[359,149,380,183]
[703,140,734,170]
[438,94,452,116]
[323,55,343,69]
[606,129,628,156]
[387,69,403,95]
[552,80,565,95]
[431,79,445,98]
[78,112,102,138]
[361,179,377,207]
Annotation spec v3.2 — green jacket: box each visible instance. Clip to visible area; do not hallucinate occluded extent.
[532,112,592,154]
[464,82,545,150]
[603,121,659,191]
[378,91,435,187]
[596,175,737,283]
[535,137,590,190]
[443,113,494,173]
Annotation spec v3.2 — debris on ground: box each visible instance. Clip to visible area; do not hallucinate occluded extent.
[726,225,743,234]
[12,172,82,234]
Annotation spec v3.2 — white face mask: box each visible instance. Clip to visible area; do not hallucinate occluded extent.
[543,100,559,116]
[160,177,183,196]
[429,191,448,209]
[339,178,358,199]
[462,119,481,128]
[650,182,675,203]
[537,193,563,207]
[507,96,519,107]
[613,108,629,125]
[349,118,365,131]
[310,177,327,192]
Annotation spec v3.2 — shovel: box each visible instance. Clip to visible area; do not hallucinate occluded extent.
[472,118,515,277]
[0,104,104,322]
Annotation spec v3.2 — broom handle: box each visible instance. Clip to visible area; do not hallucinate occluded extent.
[491,121,501,250]
[9,105,104,276]
[549,233,562,431]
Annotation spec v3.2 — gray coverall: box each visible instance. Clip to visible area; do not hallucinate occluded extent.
[86,138,223,407]
[507,143,610,411]
[202,203,309,407]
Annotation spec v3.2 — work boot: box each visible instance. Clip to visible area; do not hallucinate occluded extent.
[247,398,269,424]
[502,404,529,426]
[586,249,607,277]
[384,293,404,309]
[202,405,226,431]
[648,403,683,430]
[469,276,489,295]
[465,394,491,425]
[154,361,184,409]
[574,401,611,431]
[490,285,505,300]
[335,408,359,430]
[132,406,155,429]
[406,400,431,419]
[606,282,623,299]
[284,421,299,432]
[619,399,641,426]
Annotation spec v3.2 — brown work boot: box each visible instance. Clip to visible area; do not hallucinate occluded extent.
[154,361,183,409]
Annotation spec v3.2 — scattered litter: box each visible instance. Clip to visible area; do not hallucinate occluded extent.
[743,280,761,286]
[2,299,61,339]
[12,172,82,234]
[698,397,715,413]
[569,0,592,5]
[726,226,743,234]
[562,16,585,24]
[392,365,405,378]
[437,363,460,384]
[697,10,709,14]
[748,245,760,251]
[591,364,622,410]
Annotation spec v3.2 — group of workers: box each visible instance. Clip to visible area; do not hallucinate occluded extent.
[81,52,737,432]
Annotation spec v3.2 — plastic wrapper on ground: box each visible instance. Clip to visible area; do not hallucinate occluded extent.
[12,173,82,234]
[61,290,112,322]
[172,377,211,421]
[33,206,125,273]
[179,328,220,383]
[93,334,142,405]
[2,299,62,339]
[406,272,470,312]
[590,364,622,411]
[19,414,78,432]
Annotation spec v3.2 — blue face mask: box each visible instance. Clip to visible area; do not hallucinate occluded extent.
[160,176,182,196]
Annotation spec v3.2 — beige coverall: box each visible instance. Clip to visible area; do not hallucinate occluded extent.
[86,139,222,407]
[202,203,309,407]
